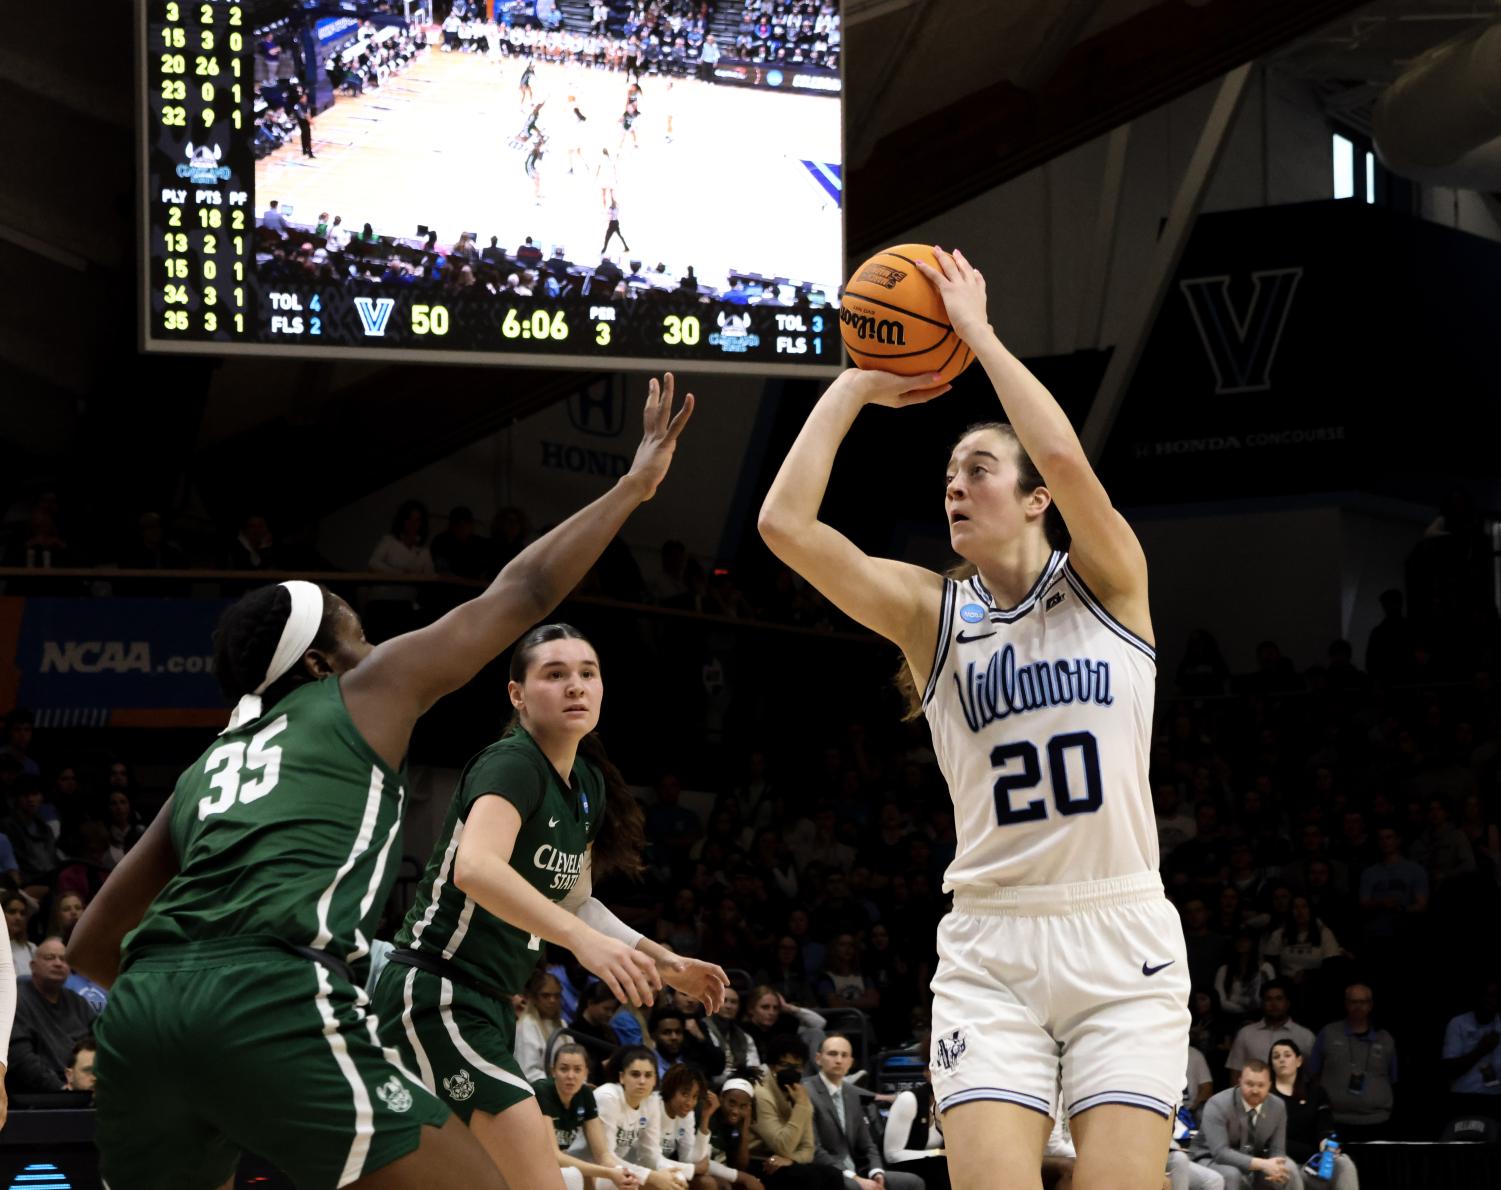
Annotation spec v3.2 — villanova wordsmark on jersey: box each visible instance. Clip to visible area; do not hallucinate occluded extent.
[925,551,1161,889]
[955,643,1113,733]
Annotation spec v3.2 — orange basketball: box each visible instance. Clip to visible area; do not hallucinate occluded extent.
[839,244,975,385]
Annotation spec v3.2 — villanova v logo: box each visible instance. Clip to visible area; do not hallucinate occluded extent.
[354,296,396,337]
[1179,268,1302,395]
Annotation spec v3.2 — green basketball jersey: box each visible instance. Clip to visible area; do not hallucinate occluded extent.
[125,678,407,977]
[395,726,604,993]
[534,1078,598,1150]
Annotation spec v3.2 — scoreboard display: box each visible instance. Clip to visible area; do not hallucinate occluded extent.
[137,0,845,375]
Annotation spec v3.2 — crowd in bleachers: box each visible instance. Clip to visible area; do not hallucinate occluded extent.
[731,0,839,67]
[3,486,1499,1184]
[253,199,832,309]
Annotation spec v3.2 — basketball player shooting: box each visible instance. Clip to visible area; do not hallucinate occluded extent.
[759,246,1189,1190]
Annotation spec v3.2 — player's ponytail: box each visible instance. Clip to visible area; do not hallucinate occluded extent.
[577,730,647,880]
[507,622,647,880]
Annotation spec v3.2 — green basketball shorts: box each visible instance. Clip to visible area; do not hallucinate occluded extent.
[95,940,450,1190]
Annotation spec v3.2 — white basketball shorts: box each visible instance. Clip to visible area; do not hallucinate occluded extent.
[930,870,1190,1122]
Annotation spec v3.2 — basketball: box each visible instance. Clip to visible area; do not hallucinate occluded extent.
[839,243,976,385]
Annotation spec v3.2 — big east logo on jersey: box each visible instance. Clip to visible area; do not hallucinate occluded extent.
[533,843,583,892]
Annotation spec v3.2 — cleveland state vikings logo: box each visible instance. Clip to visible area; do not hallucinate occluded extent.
[443,1068,476,1102]
[375,1074,414,1113]
[176,142,232,185]
[933,1029,967,1072]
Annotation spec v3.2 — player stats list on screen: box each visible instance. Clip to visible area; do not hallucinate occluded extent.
[139,0,844,375]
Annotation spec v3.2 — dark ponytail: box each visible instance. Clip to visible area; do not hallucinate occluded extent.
[213,583,338,707]
[894,421,1070,721]
[508,622,647,881]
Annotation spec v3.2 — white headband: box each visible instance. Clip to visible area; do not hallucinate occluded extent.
[223,580,325,733]
[255,580,326,694]
[720,1078,755,1099]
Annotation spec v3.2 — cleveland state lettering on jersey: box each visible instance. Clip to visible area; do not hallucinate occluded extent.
[955,643,1113,733]
[533,843,583,892]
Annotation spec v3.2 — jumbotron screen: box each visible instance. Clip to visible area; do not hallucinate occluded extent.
[137,0,844,374]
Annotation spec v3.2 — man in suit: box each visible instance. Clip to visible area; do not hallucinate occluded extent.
[804,1034,924,1189]
[1191,1061,1303,1189]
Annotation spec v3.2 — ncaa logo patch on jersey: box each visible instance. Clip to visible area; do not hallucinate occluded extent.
[443,1068,476,1102]
[933,1028,967,1072]
[376,1074,414,1113]
[959,603,986,624]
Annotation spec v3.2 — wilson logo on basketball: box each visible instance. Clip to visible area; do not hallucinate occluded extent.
[855,263,907,289]
[840,306,907,346]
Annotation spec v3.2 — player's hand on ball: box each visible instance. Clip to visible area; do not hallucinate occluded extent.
[915,246,990,344]
[626,373,695,501]
[837,367,951,409]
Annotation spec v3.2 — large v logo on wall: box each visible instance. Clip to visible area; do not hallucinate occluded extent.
[1179,268,1303,394]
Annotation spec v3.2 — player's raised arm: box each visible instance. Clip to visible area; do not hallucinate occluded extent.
[757,369,948,675]
[915,248,1151,640]
[345,374,693,748]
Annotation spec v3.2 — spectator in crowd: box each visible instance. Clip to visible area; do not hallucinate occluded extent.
[367,498,434,638]
[260,199,289,238]
[104,790,145,862]
[646,773,702,867]
[704,986,762,1078]
[1261,896,1346,986]
[1358,828,1428,939]
[369,499,434,576]
[658,1063,715,1175]
[1178,628,1231,696]
[1308,983,1396,1141]
[1182,896,1230,992]
[570,980,628,1080]
[2,506,80,569]
[707,1075,765,1189]
[1215,931,1276,1026]
[1,709,39,777]
[1190,1061,1303,1190]
[760,935,816,1007]
[63,1037,96,1095]
[750,1035,842,1189]
[803,1033,922,1190]
[669,988,729,1082]
[431,506,493,580]
[814,934,878,1014]
[741,987,825,1064]
[882,1057,947,1190]
[1439,976,1501,1125]
[0,829,20,887]
[652,1002,723,1083]
[534,1042,636,1188]
[5,890,35,975]
[1185,1040,1216,1119]
[515,968,571,1083]
[1270,1040,1355,1190]
[226,512,277,570]
[5,785,59,897]
[1227,981,1315,1080]
[1411,797,1476,888]
[491,506,531,571]
[8,938,97,1092]
[117,511,187,571]
[1155,783,1198,859]
[594,1045,695,1188]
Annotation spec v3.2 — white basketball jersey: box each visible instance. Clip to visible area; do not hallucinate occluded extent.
[923,550,1159,891]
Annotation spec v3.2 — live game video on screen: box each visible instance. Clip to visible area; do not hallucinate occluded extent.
[139,0,845,374]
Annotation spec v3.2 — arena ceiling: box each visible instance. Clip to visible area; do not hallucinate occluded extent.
[0,0,1491,516]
